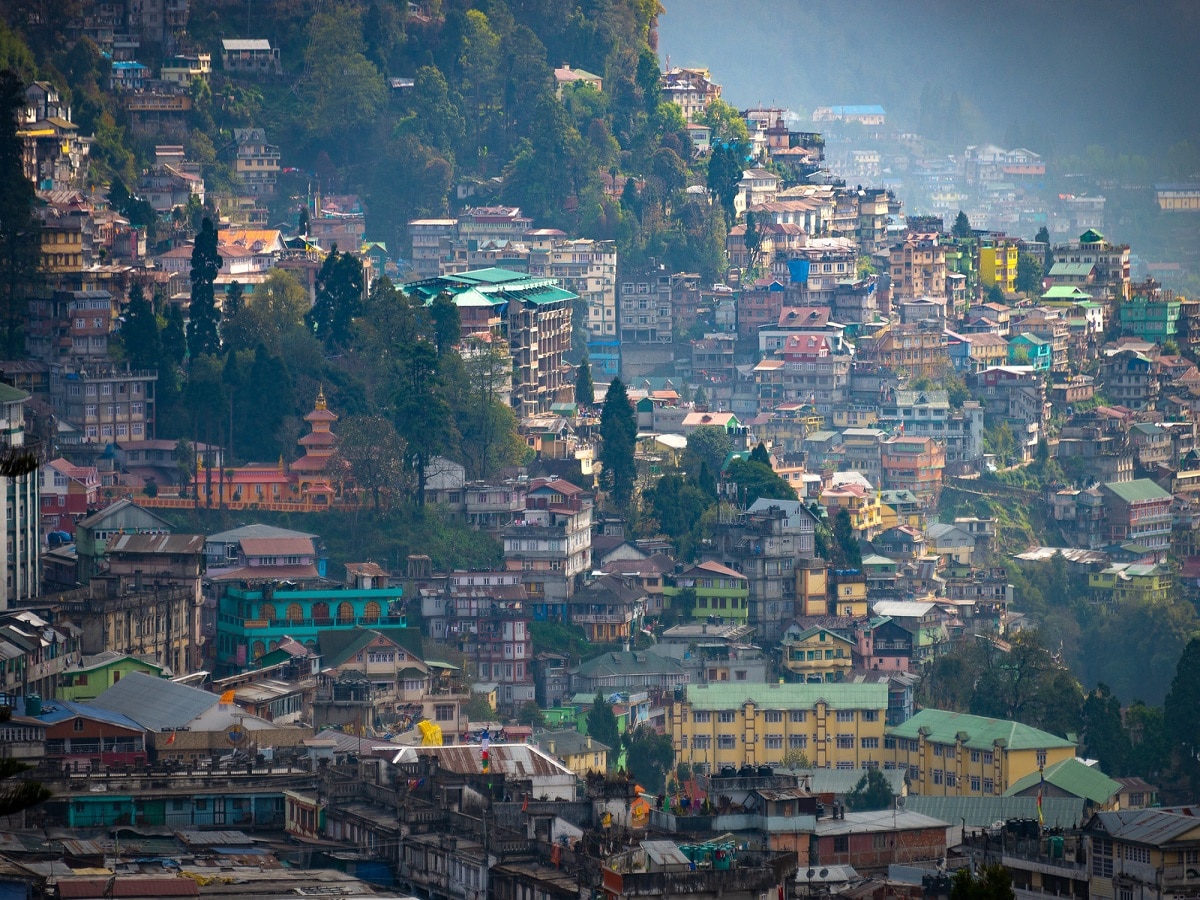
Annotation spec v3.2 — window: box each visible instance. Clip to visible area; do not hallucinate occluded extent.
[833,836,849,853]
[718,710,736,723]
[970,749,980,762]
[789,710,807,723]
[693,711,711,723]
[861,737,879,749]
[765,735,783,749]
[764,710,782,723]
[1092,838,1114,878]
[981,751,994,765]
[836,710,854,722]
[717,735,736,749]
[1036,749,1048,767]
[693,735,711,750]
[836,734,854,749]
[74,718,85,732]
[434,705,454,722]
[982,778,994,794]
[862,710,878,722]
[933,744,943,757]
[884,736,897,750]
[873,834,888,850]
[946,772,957,787]
[932,768,943,785]
[789,735,808,749]
[1125,846,1149,864]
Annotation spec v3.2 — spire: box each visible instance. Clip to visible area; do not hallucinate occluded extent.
[315,385,327,411]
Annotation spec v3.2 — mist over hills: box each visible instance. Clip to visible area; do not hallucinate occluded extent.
[658,0,1200,163]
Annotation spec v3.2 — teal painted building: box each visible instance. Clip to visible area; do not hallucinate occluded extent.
[1007,332,1053,371]
[47,790,285,829]
[215,584,404,674]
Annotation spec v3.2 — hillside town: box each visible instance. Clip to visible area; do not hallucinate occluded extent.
[3,2,1200,900]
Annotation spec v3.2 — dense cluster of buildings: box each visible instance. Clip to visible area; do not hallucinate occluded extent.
[6,23,1200,900]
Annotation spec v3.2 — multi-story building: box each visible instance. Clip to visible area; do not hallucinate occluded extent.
[1100,479,1173,552]
[159,52,211,84]
[661,66,722,122]
[889,233,946,300]
[19,82,90,192]
[233,127,281,197]
[220,38,282,74]
[619,270,696,348]
[1051,229,1131,305]
[856,321,950,380]
[50,363,158,445]
[878,389,985,475]
[881,436,945,504]
[39,457,99,536]
[503,478,593,616]
[886,709,1076,796]
[529,237,617,341]
[1120,285,1182,344]
[407,218,457,278]
[979,235,1019,293]
[439,571,534,710]
[1101,349,1158,410]
[0,385,38,610]
[26,289,117,362]
[1088,563,1173,605]
[567,573,646,643]
[406,268,573,414]
[1085,806,1200,900]
[214,581,406,675]
[665,561,750,623]
[706,499,818,642]
[670,682,889,772]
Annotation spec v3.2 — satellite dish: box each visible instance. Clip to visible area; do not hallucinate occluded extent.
[807,870,815,880]
[226,726,246,746]
[819,869,828,878]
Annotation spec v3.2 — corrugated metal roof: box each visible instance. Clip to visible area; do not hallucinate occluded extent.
[887,709,1075,751]
[684,682,888,711]
[392,743,573,778]
[56,876,200,898]
[107,533,205,554]
[1090,808,1200,845]
[1005,757,1119,804]
[91,672,217,732]
[905,795,1084,829]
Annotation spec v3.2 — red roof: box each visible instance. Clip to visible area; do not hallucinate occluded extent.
[238,537,315,556]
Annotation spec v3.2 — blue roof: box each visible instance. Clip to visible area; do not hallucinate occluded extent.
[17,696,146,732]
[111,61,148,71]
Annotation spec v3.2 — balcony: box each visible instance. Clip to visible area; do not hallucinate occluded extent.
[570,611,636,625]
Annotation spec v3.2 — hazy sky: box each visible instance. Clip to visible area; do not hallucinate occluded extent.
[657,0,1200,158]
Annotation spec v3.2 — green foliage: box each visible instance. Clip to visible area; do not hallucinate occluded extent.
[1165,638,1200,773]
[0,68,40,358]
[952,210,973,239]
[950,864,1016,900]
[529,620,592,662]
[646,473,713,562]
[332,414,407,511]
[599,377,637,510]
[1081,684,1132,776]
[724,458,797,506]
[221,269,311,357]
[987,284,1006,305]
[1016,252,1044,294]
[832,508,863,568]
[845,769,895,811]
[187,218,222,360]
[575,355,594,407]
[622,724,674,791]
[587,693,621,764]
[684,425,734,477]
[516,701,546,728]
[307,247,364,351]
[464,694,498,722]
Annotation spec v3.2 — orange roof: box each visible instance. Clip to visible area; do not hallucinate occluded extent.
[693,560,747,580]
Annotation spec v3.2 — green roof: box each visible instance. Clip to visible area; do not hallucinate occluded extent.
[1004,757,1120,805]
[405,267,578,307]
[0,382,29,403]
[572,650,685,679]
[1102,478,1172,504]
[887,708,1076,751]
[1049,262,1095,277]
[904,795,1084,829]
[1041,285,1093,300]
[317,626,424,669]
[684,682,887,711]
[1079,229,1105,243]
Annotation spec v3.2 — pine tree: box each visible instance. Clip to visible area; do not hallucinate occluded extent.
[599,377,636,510]
[0,70,41,358]
[120,284,162,371]
[307,245,364,350]
[187,217,222,359]
[587,693,620,764]
[952,210,972,239]
[224,280,244,318]
[575,354,594,406]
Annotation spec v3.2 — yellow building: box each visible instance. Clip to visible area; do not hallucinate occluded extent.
[1088,563,1173,605]
[1085,806,1200,900]
[535,729,609,776]
[829,571,869,618]
[821,482,884,538]
[671,682,888,772]
[886,708,1076,796]
[781,626,855,682]
[980,237,1019,293]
